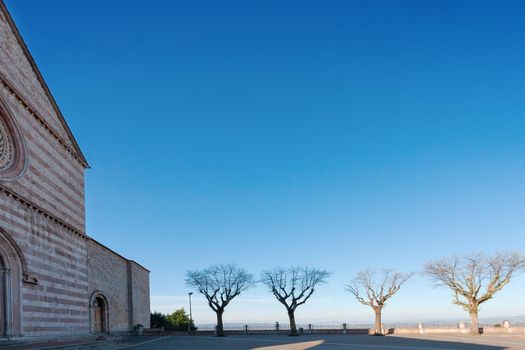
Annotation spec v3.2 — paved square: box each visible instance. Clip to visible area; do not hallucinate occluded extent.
[121,334,525,350]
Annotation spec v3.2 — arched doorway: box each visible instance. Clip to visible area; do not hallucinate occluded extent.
[89,291,109,334]
[0,254,5,338]
[93,297,105,333]
[0,228,24,338]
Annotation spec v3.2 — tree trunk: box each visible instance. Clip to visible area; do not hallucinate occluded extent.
[288,310,298,336]
[373,308,383,336]
[469,309,480,335]
[216,310,225,337]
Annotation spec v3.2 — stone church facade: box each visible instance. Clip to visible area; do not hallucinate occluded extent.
[0,2,150,338]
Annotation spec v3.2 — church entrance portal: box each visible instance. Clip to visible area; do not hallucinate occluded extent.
[90,292,109,334]
[0,255,5,338]
[93,297,105,333]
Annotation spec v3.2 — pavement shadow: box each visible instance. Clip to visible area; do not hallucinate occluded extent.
[244,334,511,350]
[251,340,325,350]
[373,335,509,350]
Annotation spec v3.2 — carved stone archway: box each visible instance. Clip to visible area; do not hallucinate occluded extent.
[89,291,109,334]
[0,94,29,181]
[0,228,24,338]
[0,253,5,337]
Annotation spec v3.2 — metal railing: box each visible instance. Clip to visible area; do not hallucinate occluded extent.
[196,323,371,332]
[196,320,525,333]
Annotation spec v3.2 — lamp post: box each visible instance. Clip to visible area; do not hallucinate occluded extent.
[188,292,193,333]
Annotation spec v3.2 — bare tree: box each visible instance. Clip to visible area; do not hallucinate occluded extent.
[346,269,413,336]
[186,264,255,337]
[261,267,330,336]
[425,252,525,335]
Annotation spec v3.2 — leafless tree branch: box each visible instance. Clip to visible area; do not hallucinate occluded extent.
[261,266,330,336]
[346,269,413,309]
[424,252,525,335]
[346,269,413,335]
[186,264,255,336]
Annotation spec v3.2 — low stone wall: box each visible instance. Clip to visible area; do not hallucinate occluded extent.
[145,328,369,336]
[481,326,525,335]
[389,327,470,335]
[144,322,525,337]
[389,322,525,335]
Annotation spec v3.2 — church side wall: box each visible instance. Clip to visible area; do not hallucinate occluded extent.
[87,240,131,333]
[129,262,150,328]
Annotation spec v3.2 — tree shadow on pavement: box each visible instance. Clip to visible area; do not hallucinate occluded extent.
[251,339,324,350]
[242,334,511,350]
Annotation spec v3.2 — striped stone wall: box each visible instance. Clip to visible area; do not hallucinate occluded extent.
[0,1,150,338]
[0,6,73,147]
[0,191,89,336]
[0,6,86,234]
[0,2,90,337]
[0,83,86,233]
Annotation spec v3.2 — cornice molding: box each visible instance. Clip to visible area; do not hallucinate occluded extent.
[0,184,88,241]
[89,237,151,273]
[0,74,88,169]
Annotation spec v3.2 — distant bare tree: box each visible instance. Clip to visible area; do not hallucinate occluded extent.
[346,269,413,336]
[186,264,255,337]
[261,267,330,336]
[425,252,525,335]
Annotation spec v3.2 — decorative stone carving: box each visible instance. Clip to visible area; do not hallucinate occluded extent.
[0,97,28,180]
[0,118,13,170]
[22,271,38,285]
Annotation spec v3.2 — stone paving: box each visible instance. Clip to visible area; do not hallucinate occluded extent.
[14,334,521,350]
[4,334,525,350]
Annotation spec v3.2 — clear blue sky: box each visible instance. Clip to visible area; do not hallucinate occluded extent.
[6,0,525,325]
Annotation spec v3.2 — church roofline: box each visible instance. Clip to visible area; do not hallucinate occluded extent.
[0,1,89,169]
[89,236,150,272]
